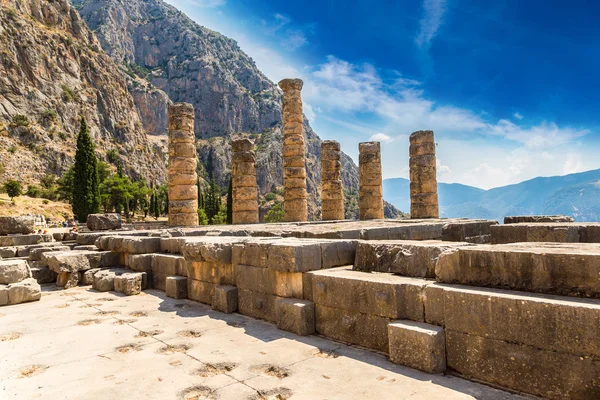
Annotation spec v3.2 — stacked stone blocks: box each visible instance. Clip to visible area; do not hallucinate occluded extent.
[409,130,439,219]
[278,79,308,222]
[168,103,199,227]
[358,142,384,220]
[321,140,345,221]
[231,139,259,224]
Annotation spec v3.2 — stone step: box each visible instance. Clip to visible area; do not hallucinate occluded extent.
[354,240,471,278]
[0,234,52,247]
[436,243,600,298]
[491,222,600,244]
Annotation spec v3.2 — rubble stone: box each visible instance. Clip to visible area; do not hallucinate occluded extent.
[0,259,30,284]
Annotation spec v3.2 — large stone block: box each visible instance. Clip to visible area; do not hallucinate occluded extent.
[238,289,279,323]
[93,270,116,292]
[81,268,101,286]
[0,247,17,258]
[121,237,162,254]
[45,251,111,273]
[354,240,469,278]
[187,261,233,285]
[187,279,215,305]
[0,259,30,284]
[0,234,52,247]
[447,330,600,400]
[152,254,185,277]
[315,304,389,352]
[235,264,302,298]
[213,285,238,314]
[0,216,35,235]
[491,223,580,244]
[267,240,322,272]
[276,298,315,336]
[56,272,80,289]
[86,214,122,231]
[388,320,446,374]
[504,215,574,224]
[309,267,427,320]
[320,240,357,269]
[166,276,188,299]
[129,254,154,273]
[30,265,57,284]
[0,285,7,306]
[7,278,41,304]
[441,220,497,243]
[440,284,600,358]
[29,246,70,261]
[182,238,240,264]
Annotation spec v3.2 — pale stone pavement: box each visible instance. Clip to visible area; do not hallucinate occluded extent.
[0,286,531,400]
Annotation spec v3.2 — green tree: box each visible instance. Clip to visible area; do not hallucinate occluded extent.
[226,177,233,224]
[57,166,75,203]
[3,180,22,200]
[72,116,100,222]
[99,174,134,215]
[264,201,284,223]
[197,208,209,225]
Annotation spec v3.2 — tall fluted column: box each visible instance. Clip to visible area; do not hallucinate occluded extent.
[409,130,439,219]
[278,78,308,222]
[359,142,384,220]
[168,103,199,227]
[231,138,259,224]
[321,140,345,220]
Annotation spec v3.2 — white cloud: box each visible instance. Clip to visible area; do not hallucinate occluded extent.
[415,0,448,49]
[261,13,308,50]
[369,133,394,143]
[513,112,524,120]
[436,158,452,175]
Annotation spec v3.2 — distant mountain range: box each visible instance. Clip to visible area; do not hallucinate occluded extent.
[383,169,600,222]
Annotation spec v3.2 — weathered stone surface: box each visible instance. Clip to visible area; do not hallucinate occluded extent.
[0,285,7,306]
[86,214,122,231]
[187,261,234,285]
[0,234,52,247]
[152,254,186,277]
[388,320,446,374]
[235,264,302,298]
[7,278,41,305]
[231,139,259,225]
[73,245,98,251]
[491,223,580,244]
[321,140,345,221]
[267,240,322,272]
[81,268,101,286]
[359,142,384,220]
[93,270,116,292]
[504,215,574,224]
[0,259,30,284]
[29,246,70,261]
[447,330,600,400]
[213,285,238,313]
[114,273,143,296]
[45,251,115,273]
[315,304,390,352]
[423,284,445,326]
[182,238,243,264]
[309,267,427,321]
[320,240,357,269]
[165,276,188,299]
[354,240,469,278]
[238,289,279,323]
[441,220,497,243]
[121,237,162,254]
[409,131,439,219]
[187,279,214,305]
[276,298,315,336]
[0,216,35,235]
[436,243,600,298]
[30,265,57,284]
[128,254,154,273]
[0,247,17,258]
[439,284,600,358]
[56,272,81,289]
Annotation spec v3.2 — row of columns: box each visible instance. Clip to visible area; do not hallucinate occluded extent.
[167,79,439,226]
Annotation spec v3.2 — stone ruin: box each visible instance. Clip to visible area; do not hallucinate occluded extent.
[1,81,599,400]
[231,138,259,225]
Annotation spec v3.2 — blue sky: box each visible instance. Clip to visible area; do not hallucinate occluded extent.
[164,0,600,189]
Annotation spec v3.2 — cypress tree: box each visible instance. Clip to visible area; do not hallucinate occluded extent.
[226,177,233,224]
[72,116,100,223]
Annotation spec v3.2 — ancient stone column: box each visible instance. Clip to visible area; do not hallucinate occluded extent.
[409,130,439,219]
[359,142,384,220]
[321,140,345,221]
[278,78,308,222]
[168,103,199,227]
[231,138,259,224]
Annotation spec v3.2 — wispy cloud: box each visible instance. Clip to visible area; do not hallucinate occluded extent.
[261,13,309,50]
[369,133,395,143]
[513,112,524,120]
[186,0,226,8]
[415,0,448,49]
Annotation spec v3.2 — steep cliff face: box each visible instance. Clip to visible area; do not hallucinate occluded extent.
[0,0,166,184]
[73,0,403,218]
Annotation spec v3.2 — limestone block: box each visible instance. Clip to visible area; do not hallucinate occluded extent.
[169,157,197,173]
[0,216,35,235]
[0,247,17,258]
[388,320,446,373]
[0,234,52,247]
[169,212,199,227]
[354,240,469,278]
[169,199,198,214]
[168,142,196,158]
[310,267,427,320]
[81,268,101,286]
[441,284,600,358]
[187,279,215,304]
[7,278,41,305]
[152,273,168,291]
[491,223,579,244]
[73,245,98,251]
[316,304,389,352]
[213,285,238,314]
[267,241,322,272]
[45,251,99,273]
[423,284,445,326]
[0,285,7,306]
[114,273,143,296]
[56,272,80,289]
[93,270,116,292]
[121,237,162,254]
[276,298,315,336]
[30,266,57,284]
[160,237,187,254]
[238,289,279,323]
[86,213,122,231]
[232,175,257,187]
[168,171,198,186]
[182,239,237,264]
[129,254,154,273]
[168,185,198,201]
[166,276,188,299]
[187,261,233,285]
[29,246,70,261]
[446,330,600,400]
[53,233,65,241]
[231,241,272,268]
[0,259,30,284]
[441,220,497,243]
[78,232,109,245]
[504,215,574,224]
[151,254,185,277]
[235,264,302,298]
[320,240,357,269]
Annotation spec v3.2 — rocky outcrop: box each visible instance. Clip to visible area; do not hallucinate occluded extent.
[0,0,166,185]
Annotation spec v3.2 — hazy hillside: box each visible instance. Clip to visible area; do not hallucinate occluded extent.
[383,169,600,222]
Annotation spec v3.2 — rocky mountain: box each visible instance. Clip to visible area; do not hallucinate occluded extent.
[0,0,166,185]
[72,0,402,219]
[383,169,600,222]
